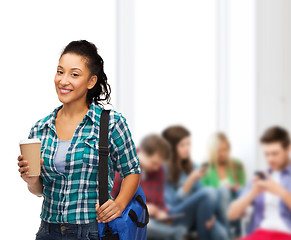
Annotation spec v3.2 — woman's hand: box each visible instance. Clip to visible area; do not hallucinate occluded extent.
[147,204,167,219]
[181,168,206,195]
[189,168,206,181]
[205,215,216,230]
[17,154,44,185]
[96,173,140,223]
[95,199,125,223]
[228,184,241,192]
[155,209,168,220]
[147,203,159,217]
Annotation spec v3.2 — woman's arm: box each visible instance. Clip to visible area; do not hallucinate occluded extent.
[96,173,140,223]
[181,168,205,195]
[18,155,44,197]
[28,177,44,197]
[115,173,140,211]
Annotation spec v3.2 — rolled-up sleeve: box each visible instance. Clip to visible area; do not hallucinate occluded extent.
[110,114,141,179]
[28,124,37,139]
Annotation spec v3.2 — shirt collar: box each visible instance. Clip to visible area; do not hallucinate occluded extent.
[38,101,103,131]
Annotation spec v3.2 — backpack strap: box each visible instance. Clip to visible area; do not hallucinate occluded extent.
[98,109,121,239]
[98,109,110,205]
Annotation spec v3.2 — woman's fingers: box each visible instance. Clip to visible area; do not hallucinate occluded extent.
[18,160,28,167]
[98,207,116,222]
[97,203,114,219]
[96,200,123,222]
[98,206,121,223]
[19,165,29,174]
[103,212,120,223]
[17,155,23,161]
[97,200,111,215]
[20,171,29,178]
[18,159,43,167]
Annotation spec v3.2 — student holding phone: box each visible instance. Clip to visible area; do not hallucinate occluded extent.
[228,126,291,240]
[162,126,228,240]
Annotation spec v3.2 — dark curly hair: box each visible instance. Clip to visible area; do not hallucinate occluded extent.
[59,40,111,107]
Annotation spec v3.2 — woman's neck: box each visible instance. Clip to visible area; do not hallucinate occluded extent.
[217,160,227,167]
[59,100,89,119]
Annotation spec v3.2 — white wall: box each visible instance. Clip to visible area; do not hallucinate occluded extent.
[256,0,291,168]
[116,0,291,179]
[115,0,136,124]
[217,0,256,180]
[131,0,218,163]
[217,0,291,179]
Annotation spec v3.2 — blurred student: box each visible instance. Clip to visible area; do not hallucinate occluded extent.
[228,126,291,240]
[162,126,228,240]
[201,132,245,191]
[201,132,246,237]
[111,134,187,240]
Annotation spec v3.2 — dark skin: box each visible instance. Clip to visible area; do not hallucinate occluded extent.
[17,53,140,223]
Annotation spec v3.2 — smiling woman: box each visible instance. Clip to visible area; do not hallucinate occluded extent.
[17,40,142,240]
[55,40,111,109]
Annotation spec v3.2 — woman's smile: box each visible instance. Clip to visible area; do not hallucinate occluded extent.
[59,87,72,94]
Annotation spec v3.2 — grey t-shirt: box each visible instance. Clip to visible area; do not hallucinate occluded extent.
[54,138,72,173]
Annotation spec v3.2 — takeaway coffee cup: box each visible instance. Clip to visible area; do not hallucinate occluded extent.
[19,138,41,176]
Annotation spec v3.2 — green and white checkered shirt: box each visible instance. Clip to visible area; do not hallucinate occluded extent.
[28,101,141,224]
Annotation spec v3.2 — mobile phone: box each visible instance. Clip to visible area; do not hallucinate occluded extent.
[255,171,266,180]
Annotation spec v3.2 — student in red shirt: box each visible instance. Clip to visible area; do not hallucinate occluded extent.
[111,134,187,240]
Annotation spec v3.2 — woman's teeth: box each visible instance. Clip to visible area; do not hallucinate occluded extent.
[60,89,72,94]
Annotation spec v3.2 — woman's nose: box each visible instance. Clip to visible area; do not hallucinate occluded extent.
[59,75,70,85]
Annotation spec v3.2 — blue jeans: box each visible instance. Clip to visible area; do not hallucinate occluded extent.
[215,187,232,237]
[169,187,228,240]
[216,186,243,238]
[147,217,187,240]
[35,219,99,240]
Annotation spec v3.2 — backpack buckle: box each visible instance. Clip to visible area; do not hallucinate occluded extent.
[99,146,109,156]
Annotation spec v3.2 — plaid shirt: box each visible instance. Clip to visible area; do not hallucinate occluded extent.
[28,101,141,224]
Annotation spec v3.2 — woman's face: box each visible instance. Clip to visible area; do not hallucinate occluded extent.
[217,140,230,164]
[176,136,191,160]
[54,53,97,105]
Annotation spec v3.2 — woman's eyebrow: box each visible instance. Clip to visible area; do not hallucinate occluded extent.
[71,67,83,72]
[57,65,83,72]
